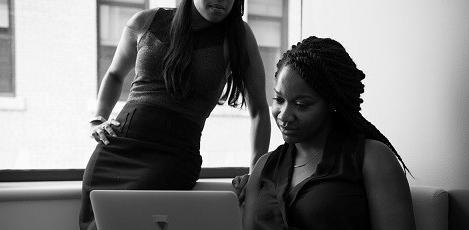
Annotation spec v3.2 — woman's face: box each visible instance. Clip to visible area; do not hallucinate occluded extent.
[193,0,235,23]
[272,65,331,144]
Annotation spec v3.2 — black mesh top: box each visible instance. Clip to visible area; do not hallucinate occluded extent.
[127,8,227,126]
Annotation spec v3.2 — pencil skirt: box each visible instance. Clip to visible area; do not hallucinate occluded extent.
[79,102,203,230]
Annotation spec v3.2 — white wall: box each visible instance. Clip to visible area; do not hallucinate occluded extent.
[302,0,469,190]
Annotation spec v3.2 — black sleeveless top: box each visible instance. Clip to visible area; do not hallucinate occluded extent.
[235,128,371,230]
[127,8,228,126]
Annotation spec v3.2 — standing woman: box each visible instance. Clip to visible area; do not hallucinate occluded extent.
[233,36,415,230]
[80,0,270,229]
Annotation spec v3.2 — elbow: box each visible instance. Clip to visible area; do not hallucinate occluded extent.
[105,71,126,85]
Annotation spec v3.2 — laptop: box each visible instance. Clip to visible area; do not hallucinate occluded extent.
[90,190,243,230]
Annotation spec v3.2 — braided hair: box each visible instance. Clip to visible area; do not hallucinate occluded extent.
[275,36,411,175]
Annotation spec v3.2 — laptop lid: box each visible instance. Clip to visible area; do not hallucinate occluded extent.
[90,190,242,230]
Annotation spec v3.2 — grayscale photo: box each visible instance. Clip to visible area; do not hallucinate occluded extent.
[0,0,468,230]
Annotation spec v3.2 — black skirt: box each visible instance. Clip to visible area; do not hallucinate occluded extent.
[79,102,203,230]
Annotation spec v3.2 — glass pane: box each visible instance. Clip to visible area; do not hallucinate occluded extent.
[249,19,281,47]
[248,0,283,17]
[0,34,13,93]
[260,47,281,106]
[100,5,141,46]
[98,4,142,100]
[0,0,9,28]
[247,0,284,106]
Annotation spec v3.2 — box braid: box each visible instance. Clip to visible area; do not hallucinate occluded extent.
[275,36,412,175]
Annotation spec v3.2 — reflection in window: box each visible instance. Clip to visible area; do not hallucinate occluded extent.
[247,0,288,105]
[97,0,148,101]
[0,0,13,95]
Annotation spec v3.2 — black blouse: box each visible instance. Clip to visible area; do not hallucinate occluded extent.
[233,128,371,230]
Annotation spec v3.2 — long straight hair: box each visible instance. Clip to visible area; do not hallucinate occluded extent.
[162,0,248,107]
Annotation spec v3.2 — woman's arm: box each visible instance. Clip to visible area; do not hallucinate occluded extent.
[242,22,271,170]
[232,152,271,206]
[91,9,157,145]
[362,139,416,230]
[94,9,155,119]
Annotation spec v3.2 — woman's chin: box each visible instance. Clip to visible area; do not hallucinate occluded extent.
[199,10,227,23]
[282,134,300,144]
[205,15,225,23]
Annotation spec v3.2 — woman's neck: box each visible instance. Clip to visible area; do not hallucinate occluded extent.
[191,3,213,30]
[294,121,332,159]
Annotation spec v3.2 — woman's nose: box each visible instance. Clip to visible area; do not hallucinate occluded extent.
[277,104,294,123]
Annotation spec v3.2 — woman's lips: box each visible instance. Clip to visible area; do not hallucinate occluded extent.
[279,127,298,135]
[208,3,225,10]
[208,3,226,13]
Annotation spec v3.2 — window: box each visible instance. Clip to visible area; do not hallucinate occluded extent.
[0,0,299,181]
[97,0,148,101]
[247,0,288,106]
[0,0,13,95]
[198,0,289,167]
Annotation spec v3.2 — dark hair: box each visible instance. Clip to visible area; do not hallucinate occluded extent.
[275,36,412,175]
[162,0,248,107]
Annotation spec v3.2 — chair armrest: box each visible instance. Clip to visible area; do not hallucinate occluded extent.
[448,189,469,230]
[411,186,448,230]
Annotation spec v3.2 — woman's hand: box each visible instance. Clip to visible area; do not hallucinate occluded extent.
[90,119,120,145]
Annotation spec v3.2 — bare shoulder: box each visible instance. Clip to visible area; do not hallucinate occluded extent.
[240,21,264,76]
[126,8,159,33]
[242,21,257,43]
[249,152,270,174]
[363,139,405,177]
[362,141,416,229]
[254,152,271,169]
[364,139,396,161]
[242,21,253,33]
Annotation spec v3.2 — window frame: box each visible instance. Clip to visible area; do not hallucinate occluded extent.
[0,167,249,182]
[0,0,15,96]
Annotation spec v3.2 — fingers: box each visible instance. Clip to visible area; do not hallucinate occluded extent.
[110,119,120,127]
[91,132,101,142]
[96,128,109,145]
[90,119,120,145]
[104,126,116,137]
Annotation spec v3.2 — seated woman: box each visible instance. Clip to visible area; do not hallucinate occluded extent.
[233,36,416,230]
